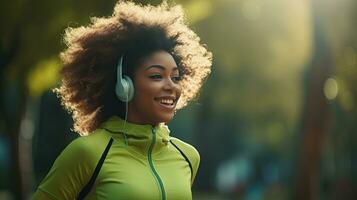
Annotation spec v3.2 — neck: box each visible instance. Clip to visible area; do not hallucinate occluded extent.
[126,104,159,126]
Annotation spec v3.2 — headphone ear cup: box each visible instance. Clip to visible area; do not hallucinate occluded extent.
[115,76,134,102]
[115,54,135,102]
[123,75,134,102]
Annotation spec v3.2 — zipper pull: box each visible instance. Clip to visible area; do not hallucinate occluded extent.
[152,126,156,135]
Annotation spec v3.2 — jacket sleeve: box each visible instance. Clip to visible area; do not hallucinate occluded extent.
[170,137,201,186]
[187,145,200,185]
[32,137,96,200]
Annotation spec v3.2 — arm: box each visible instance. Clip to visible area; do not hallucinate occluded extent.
[169,137,200,185]
[32,137,96,200]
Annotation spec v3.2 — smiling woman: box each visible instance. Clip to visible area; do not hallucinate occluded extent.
[32,1,212,200]
[128,50,182,125]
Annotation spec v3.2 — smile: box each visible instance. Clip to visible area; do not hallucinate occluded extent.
[155,96,177,110]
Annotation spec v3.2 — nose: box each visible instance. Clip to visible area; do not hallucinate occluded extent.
[163,78,179,91]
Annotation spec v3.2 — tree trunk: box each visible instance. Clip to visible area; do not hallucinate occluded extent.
[295,1,331,199]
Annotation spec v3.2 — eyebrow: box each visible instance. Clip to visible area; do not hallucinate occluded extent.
[145,64,179,71]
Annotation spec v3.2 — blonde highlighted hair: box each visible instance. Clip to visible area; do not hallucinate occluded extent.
[54,1,212,135]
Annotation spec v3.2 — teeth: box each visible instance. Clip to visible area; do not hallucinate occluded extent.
[160,99,174,105]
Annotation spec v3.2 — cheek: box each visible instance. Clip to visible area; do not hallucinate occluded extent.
[176,85,182,98]
[134,82,158,102]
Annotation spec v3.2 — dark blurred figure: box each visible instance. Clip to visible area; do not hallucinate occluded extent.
[32,90,77,187]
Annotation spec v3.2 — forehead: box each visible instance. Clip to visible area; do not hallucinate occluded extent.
[138,50,178,70]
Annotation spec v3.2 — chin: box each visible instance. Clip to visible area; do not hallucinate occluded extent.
[156,113,174,124]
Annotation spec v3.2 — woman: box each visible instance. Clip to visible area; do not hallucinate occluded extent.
[32,1,212,199]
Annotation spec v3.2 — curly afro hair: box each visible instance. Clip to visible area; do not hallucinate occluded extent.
[54,0,212,135]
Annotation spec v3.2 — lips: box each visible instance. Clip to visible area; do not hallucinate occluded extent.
[155,96,177,110]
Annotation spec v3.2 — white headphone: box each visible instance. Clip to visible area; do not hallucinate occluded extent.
[115,55,134,102]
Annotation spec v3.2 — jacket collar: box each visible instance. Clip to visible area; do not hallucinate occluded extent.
[98,116,170,155]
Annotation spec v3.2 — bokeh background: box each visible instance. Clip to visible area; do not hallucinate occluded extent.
[1,0,356,199]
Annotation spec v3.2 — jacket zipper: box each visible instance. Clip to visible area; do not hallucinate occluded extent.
[148,127,166,200]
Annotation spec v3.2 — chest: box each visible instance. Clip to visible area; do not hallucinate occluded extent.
[87,149,192,200]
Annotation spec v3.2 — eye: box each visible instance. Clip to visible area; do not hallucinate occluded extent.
[149,74,162,80]
[171,76,182,83]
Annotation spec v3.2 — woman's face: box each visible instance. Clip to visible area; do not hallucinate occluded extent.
[127,50,182,125]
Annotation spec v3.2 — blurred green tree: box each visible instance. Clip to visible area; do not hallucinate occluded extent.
[0,0,117,199]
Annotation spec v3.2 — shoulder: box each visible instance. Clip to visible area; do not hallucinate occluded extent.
[71,130,111,151]
[169,137,200,184]
[60,130,110,165]
[169,137,200,162]
[33,130,111,199]
[44,130,111,179]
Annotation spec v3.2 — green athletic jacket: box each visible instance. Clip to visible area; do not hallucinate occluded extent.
[32,116,200,200]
